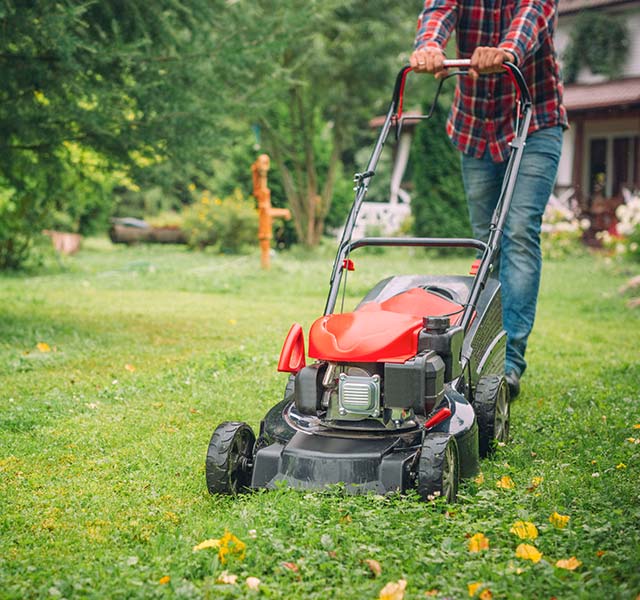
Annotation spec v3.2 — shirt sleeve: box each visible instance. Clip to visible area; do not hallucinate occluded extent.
[498,0,557,65]
[414,0,457,52]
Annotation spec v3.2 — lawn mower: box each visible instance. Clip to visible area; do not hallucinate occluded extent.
[205,59,532,502]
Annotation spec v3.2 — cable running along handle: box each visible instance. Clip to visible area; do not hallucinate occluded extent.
[393,59,531,121]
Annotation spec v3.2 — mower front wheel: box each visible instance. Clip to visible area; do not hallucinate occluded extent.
[205,421,255,495]
[474,375,510,457]
[417,433,459,503]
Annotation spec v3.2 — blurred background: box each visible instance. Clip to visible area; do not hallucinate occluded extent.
[0,0,638,271]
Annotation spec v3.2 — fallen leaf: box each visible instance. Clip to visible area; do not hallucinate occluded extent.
[36,342,51,353]
[379,579,407,600]
[515,543,542,563]
[596,550,605,558]
[282,561,299,573]
[193,538,221,552]
[246,576,260,591]
[189,408,201,414]
[479,589,493,600]
[424,590,439,597]
[474,472,485,485]
[633,424,640,429]
[626,437,639,444]
[555,557,582,570]
[468,582,483,597]
[365,558,382,578]
[510,521,538,540]
[339,513,353,524]
[218,530,246,564]
[549,512,570,529]
[526,476,543,492]
[124,363,136,372]
[216,571,238,585]
[496,475,515,489]
[468,533,489,553]
[159,575,170,585]
[616,463,626,469]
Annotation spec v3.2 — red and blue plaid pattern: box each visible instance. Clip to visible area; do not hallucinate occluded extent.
[415,0,568,162]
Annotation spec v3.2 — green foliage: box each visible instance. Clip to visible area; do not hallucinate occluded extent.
[260,0,423,245]
[410,100,471,239]
[563,11,629,83]
[0,247,639,598]
[0,0,312,268]
[183,190,258,254]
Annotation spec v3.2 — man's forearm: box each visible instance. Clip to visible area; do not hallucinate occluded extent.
[414,0,457,52]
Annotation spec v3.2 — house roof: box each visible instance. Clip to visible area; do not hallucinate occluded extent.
[563,77,640,111]
[558,0,638,14]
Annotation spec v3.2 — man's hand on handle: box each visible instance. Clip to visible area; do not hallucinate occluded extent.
[410,46,515,79]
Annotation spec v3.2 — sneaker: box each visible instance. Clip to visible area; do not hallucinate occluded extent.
[505,371,520,400]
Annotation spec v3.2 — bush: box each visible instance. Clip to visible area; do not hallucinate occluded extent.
[541,203,589,260]
[183,189,258,254]
[410,102,471,240]
[599,194,640,261]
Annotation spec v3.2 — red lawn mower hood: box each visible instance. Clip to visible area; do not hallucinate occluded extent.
[308,287,464,363]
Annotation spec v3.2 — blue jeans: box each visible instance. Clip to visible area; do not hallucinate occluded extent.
[461,126,563,378]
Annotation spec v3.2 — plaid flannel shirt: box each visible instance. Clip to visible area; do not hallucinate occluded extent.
[415,0,568,162]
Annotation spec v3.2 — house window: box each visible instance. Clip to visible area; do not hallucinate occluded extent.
[589,135,640,199]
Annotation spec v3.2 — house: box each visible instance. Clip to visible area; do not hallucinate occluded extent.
[555,0,640,231]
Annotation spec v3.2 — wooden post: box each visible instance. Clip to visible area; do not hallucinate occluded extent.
[252,154,291,269]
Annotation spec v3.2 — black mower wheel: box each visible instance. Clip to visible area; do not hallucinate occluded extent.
[417,433,459,503]
[474,375,510,457]
[205,421,255,495]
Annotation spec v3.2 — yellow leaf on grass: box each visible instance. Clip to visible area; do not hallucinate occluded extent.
[633,424,640,429]
[216,571,238,585]
[218,530,246,564]
[379,579,407,600]
[616,463,626,469]
[479,589,493,600]
[159,576,170,585]
[468,582,483,597]
[496,475,515,489]
[246,576,260,590]
[36,342,51,353]
[468,533,490,553]
[124,363,136,372]
[515,543,542,563]
[474,472,485,485]
[424,590,439,597]
[510,521,539,540]
[549,512,570,529]
[192,538,221,552]
[555,556,582,570]
[527,476,544,492]
[365,558,382,577]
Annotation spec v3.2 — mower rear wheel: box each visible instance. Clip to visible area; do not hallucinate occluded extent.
[417,433,459,503]
[474,375,510,457]
[205,421,255,495]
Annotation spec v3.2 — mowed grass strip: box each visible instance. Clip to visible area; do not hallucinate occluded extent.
[0,241,639,599]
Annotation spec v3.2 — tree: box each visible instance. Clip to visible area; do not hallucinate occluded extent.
[410,98,471,240]
[0,0,309,268]
[258,1,421,246]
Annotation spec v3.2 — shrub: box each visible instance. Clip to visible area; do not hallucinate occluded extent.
[410,102,471,240]
[599,194,640,261]
[183,189,258,254]
[541,203,589,260]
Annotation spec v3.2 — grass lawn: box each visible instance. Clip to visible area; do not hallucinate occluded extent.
[1,239,639,599]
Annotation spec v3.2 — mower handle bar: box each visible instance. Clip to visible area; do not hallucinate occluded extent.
[392,60,531,122]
